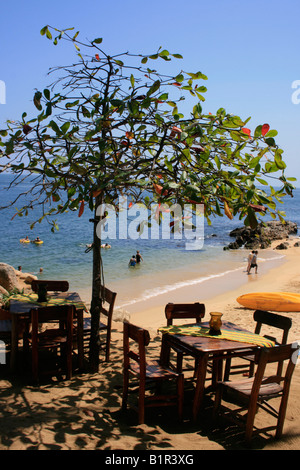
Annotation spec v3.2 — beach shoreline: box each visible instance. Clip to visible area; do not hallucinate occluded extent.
[77,240,299,338]
[127,241,300,340]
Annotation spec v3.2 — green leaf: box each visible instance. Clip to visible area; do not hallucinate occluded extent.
[158,93,168,101]
[147,80,161,96]
[46,29,52,40]
[61,122,71,134]
[93,38,103,44]
[43,89,50,100]
[33,91,42,111]
[246,207,258,229]
[254,125,262,137]
[256,178,268,186]
[68,187,76,198]
[187,71,208,80]
[265,137,276,147]
[265,129,278,138]
[40,26,48,36]
[130,74,135,88]
[49,120,61,135]
[274,152,286,170]
[175,74,184,83]
[65,99,80,108]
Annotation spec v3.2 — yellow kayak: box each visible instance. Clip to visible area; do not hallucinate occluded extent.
[237,292,300,312]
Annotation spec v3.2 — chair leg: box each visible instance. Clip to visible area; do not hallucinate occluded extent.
[32,348,38,383]
[245,399,258,444]
[248,361,255,378]
[66,343,73,380]
[177,374,184,421]
[122,367,129,410]
[276,392,290,438]
[138,383,146,424]
[105,329,111,362]
[176,352,183,373]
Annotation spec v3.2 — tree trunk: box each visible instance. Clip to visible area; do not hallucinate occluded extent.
[89,193,103,372]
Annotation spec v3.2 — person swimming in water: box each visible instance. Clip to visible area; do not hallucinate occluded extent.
[136,250,143,263]
[128,255,136,267]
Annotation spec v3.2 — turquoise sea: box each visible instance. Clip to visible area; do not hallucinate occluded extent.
[0,173,299,308]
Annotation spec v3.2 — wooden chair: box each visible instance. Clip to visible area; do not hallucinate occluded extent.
[165,302,205,374]
[29,305,74,383]
[82,286,117,362]
[31,280,69,293]
[224,310,292,380]
[214,343,299,444]
[122,321,184,424]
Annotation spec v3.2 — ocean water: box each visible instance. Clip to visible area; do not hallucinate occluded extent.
[0,173,299,308]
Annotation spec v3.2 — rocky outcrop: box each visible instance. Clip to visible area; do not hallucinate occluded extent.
[224,221,298,250]
[0,263,21,292]
[0,262,37,301]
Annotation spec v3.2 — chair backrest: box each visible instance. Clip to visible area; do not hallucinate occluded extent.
[253,310,292,377]
[123,321,150,378]
[30,305,74,341]
[165,302,205,326]
[252,343,299,398]
[253,310,292,345]
[31,280,69,293]
[100,286,117,321]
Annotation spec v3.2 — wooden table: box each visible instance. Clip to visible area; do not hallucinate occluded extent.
[159,321,260,421]
[9,291,85,372]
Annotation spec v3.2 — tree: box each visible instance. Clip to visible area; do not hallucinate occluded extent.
[0,26,295,370]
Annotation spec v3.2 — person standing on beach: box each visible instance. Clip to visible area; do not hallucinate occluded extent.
[248,250,258,274]
[247,251,254,274]
[136,250,143,264]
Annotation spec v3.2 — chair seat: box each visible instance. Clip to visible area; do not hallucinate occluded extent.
[83,317,107,332]
[223,376,284,398]
[130,359,181,380]
[30,328,68,348]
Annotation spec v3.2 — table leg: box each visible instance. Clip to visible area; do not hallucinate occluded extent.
[192,353,208,421]
[211,355,224,388]
[159,334,171,367]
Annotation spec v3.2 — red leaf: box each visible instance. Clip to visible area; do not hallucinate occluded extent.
[241,127,251,137]
[78,201,85,217]
[249,203,266,212]
[95,54,100,60]
[125,131,134,140]
[153,183,168,196]
[261,123,270,136]
[170,126,182,138]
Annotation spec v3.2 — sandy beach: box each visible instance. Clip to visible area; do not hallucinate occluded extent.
[0,241,300,451]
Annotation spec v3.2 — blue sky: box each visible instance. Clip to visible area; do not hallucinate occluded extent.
[1,0,300,182]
